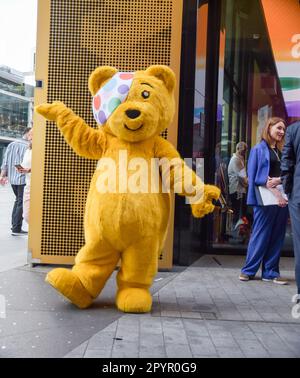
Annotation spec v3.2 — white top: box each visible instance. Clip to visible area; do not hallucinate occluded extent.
[21,149,32,187]
[228,153,247,195]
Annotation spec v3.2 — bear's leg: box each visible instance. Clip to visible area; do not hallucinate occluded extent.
[46,239,120,309]
[116,238,159,313]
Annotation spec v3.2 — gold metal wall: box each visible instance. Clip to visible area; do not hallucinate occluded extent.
[30,0,183,268]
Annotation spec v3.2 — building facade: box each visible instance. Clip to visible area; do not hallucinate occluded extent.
[174,0,300,264]
[31,0,300,267]
[0,66,34,165]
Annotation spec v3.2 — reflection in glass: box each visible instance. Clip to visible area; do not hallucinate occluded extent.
[213,0,288,249]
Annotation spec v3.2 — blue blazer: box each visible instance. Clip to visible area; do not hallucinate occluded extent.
[247,140,270,206]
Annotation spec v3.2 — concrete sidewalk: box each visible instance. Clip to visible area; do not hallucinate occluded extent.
[0,185,27,272]
[0,255,299,358]
[1,187,300,358]
[64,255,300,359]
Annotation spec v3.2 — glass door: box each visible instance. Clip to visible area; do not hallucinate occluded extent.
[212,0,289,252]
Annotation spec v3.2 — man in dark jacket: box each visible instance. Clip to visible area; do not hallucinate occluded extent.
[281,121,300,299]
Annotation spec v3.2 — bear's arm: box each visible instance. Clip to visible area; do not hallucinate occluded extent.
[36,102,106,160]
[57,109,106,160]
[154,137,220,217]
[153,136,205,202]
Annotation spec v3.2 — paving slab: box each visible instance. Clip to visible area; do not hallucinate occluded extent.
[1,184,300,358]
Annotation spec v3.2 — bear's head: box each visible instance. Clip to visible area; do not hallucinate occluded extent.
[89,65,176,142]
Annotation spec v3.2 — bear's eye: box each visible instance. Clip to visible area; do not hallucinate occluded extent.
[142,90,150,99]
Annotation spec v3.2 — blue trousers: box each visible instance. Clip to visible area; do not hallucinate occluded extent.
[288,201,300,294]
[242,206,289,279]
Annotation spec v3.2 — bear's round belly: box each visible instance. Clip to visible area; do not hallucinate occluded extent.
[85,186,170,248]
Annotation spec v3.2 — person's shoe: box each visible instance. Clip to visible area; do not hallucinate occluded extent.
[11,230,28,236]
[261,277,272,282]
[273,277,288,285]
[239,273,250,282]
[262,277,288,285]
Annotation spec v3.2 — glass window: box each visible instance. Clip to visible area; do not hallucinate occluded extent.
[193,1,208,160]
[213,0,288,249]
[0,92,30,138]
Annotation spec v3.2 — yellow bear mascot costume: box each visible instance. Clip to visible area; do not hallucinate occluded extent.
[36,65,220,313]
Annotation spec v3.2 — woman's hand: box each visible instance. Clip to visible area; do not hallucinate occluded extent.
[266,176,281,189]
[272,189,288,207]
[277,195,288,208]
[268,187,288,207]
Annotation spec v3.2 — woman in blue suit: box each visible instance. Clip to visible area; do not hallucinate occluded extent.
[239,117,289,284]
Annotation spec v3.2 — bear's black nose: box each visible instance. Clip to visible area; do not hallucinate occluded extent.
[125,109,141,119]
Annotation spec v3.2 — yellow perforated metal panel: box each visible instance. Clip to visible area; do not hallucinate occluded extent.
[30,0,183,268]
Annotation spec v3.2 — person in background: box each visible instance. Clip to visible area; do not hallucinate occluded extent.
[0,128,31,235]
[281,120,300,301]
[239,117,288,284]
[215,142,228,194]
[17,128,33,224]
[228,142,248,225]
[214,142,230,242]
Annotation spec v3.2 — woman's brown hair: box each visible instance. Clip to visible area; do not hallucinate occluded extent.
[261,117,286,151]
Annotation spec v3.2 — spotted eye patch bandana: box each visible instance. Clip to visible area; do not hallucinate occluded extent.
[92,72,134,125]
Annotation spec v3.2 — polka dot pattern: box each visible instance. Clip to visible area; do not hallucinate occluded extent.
[118,84,130,94]
[108,98,121,113]
[92,72,134,125]
[93,95,101,110]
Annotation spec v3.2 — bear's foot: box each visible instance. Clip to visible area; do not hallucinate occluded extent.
[46,268,93,309]
[116,288,152,313]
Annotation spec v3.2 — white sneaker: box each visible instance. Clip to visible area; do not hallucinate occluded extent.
[273,277,288,285]
[262,277,288,285]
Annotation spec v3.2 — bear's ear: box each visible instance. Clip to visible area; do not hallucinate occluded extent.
[88,66,118,96]
[145,65,176,93]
